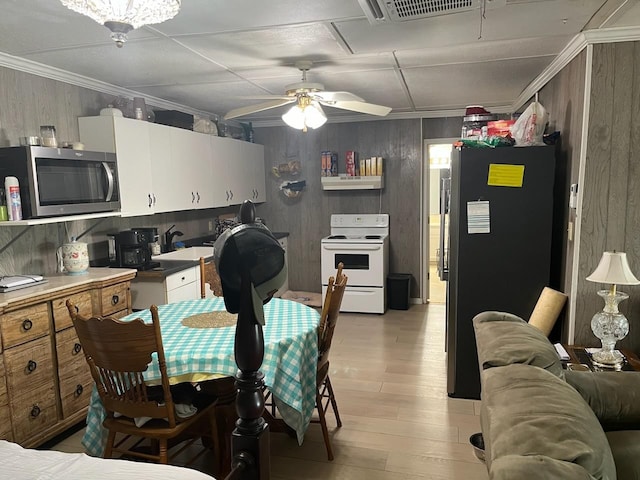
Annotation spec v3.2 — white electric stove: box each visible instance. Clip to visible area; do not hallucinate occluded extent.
[321,214,389,314]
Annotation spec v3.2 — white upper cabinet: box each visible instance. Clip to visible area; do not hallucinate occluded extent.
[169,128,213,210]
[211,137,265,206]
[79,116,265,214]
[79,116,155,217]
[148,123,177,213]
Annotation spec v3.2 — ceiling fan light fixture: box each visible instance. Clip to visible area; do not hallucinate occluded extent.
[282,96,327,132]
[60,0,181,47]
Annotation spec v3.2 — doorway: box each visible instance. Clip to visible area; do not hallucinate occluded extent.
[422,139,456,304]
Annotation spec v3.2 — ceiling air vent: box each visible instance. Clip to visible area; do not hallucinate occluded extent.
[358,0,479,23]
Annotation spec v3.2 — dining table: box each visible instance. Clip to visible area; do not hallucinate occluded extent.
[81,297,320,458]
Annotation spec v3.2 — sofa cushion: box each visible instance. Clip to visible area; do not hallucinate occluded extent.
[481,364,616,480]
[605,431,640,480]
[473,311,564,378]
[565,371,640,431]
[490,455,598,479]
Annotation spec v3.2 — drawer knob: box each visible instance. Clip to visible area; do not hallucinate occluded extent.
[111,295,119,305]
[21,319,33,331]
[30,405,41,418]
[74,384,84,397]
[73,343,82,355]
[26,360,37,373]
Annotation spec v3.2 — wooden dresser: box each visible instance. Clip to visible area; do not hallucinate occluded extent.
[0,268,136,447]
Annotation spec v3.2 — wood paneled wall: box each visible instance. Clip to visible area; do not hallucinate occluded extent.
[534,49,587,340]
[573,41,640,349]
[254,119,422,295]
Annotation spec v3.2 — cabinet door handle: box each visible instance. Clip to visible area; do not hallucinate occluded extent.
[192,191,195,203]
[26,360,37,373]
[74,384,84,397]
[30,405,41,418]
[153,194,157,206]
[73,343,82,355]
[148,194,153,208]
[22,319,33,331]
[229,190,233,200]
[226,191,229,201]
[196,192,200,203]
[111,295,120,306]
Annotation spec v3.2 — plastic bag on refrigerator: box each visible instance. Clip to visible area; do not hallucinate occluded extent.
[511,101,548,146]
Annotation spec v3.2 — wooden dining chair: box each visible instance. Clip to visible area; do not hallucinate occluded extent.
[312,262,347,461]
[66,300,221,468]
[200,256,223,298]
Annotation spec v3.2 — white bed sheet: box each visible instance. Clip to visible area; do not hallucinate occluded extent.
[0,440,217,480]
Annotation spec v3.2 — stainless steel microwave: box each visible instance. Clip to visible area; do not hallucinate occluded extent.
[0,146,120,218]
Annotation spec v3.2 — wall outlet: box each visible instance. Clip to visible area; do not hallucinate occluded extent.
[208,220,214,231]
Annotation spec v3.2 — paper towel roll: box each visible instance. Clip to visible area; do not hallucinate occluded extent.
[528,287,568,336]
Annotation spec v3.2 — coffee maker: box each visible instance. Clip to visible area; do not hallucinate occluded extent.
[108,229,160,270]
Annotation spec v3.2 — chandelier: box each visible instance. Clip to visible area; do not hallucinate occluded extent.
[60,0,181,47]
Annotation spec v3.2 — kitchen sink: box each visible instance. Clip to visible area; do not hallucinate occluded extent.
[152,246,214,262]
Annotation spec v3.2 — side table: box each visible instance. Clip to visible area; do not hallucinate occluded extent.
[563,345,640,372]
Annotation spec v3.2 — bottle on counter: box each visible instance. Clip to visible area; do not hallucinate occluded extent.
[4,176,22,221]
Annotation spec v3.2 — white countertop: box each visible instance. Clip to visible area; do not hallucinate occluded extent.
[0,267,137,308]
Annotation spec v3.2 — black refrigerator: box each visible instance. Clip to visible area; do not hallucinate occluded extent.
[446,145,556,399]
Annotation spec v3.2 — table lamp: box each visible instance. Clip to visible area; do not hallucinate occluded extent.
[586,251,640,366]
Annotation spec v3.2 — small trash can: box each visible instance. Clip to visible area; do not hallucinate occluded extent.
[387,273,412,310]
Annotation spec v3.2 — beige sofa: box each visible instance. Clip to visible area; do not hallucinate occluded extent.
[473,311,640,480]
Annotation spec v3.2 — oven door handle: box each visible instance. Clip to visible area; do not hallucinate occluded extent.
[323,245,381,251]
[102,162,114,201]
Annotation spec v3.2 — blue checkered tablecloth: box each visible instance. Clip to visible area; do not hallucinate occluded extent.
[81,297,320,456]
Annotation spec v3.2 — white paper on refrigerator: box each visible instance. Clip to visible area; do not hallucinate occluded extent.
[467,201,490,234]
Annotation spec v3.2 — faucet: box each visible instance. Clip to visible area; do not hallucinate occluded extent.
[164,224,184,251]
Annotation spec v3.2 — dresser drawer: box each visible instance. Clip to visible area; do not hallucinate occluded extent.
[10,384,58,444]
[0,399,12,441]
[1,303,50,348]
[100,283,129,316]
[59,368,92,419]
[56,328,89,373]
[52,291,93,332]
[0,354,6,398]
[4,336,55,397]
[166,268,197,292]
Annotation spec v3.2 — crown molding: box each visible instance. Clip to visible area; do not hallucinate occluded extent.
[512,25,640,112]
[0,51,214,117]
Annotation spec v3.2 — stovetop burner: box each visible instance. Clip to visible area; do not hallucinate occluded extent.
[328,235,347,239]
[365,235,381,239]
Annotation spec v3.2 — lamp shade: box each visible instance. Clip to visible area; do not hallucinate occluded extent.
[586,251,640,285]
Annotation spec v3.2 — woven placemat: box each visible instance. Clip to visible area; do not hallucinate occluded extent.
[181,311,237,329]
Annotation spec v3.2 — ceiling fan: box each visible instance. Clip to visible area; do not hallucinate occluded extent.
[224,61,392,131]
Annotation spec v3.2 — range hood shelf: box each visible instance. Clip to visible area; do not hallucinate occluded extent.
[321,175,384,190]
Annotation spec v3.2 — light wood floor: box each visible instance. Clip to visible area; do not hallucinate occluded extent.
[49,303,488,479]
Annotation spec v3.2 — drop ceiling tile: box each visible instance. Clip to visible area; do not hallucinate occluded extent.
[396,35,570,67]
[174,23,350,70]
[335,0,605,54]
[153,0,365,36]
[0,0,155,54]
[24,38,233,88]
[404,57,555,110]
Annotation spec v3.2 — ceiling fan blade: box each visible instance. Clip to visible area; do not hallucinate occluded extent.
[313,91,364,103]
[328,101,392,117]
[237,95,293,100]
[224,98,295,120]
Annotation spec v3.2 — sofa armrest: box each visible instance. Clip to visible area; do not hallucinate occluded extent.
[565,371,640,430]
[473,311,564,378]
